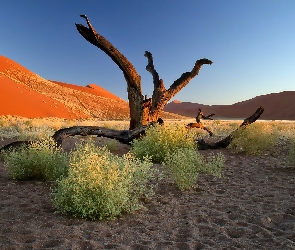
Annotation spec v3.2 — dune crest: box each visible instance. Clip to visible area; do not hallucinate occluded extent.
[0,55,187,120]
[165,91,295,120]
[0,55,129,119]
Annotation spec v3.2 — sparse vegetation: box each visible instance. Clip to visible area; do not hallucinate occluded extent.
[287,138,295,166]
[103,138,119,151]
[52,141,157,220]
[163,148,225,190]
[131,123,199,163]
[229,122,280,155]
[3,137,68,181]
[1,117,295,220]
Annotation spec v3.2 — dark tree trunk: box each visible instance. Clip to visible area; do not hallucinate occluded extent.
[0,126,146,154]
[197,106,265,150]
[75,15,212,129]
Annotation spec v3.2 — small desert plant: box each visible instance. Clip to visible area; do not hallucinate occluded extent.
[287,138,295,166]
[103,138,119,151]
[203,152,226,177]
[229,123,279,155]
[131,124,197,163]
[3,137,69,181]
[163,148,225,190]
[52,140,157,220]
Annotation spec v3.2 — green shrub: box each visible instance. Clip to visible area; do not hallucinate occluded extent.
[229,123,279,155]
[3,137,69,181]
[287,139,295,166]
[103,138,119,151]
[163,148,225,190]
[52,141,157,220]
[131,124,197,163]
[203,152,226,178]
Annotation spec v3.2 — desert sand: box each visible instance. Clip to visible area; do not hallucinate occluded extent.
[1,137,295,249]
[0,55,186,121]
[0,55,128,120]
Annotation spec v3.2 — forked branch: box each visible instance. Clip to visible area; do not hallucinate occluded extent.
[167,58,213,98]
[143,52,213,117]
[197,106,264,150]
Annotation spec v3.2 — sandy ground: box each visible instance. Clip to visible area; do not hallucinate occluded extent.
[0,137,295,250]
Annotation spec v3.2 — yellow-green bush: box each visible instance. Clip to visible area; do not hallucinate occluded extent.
[103,138,119,151]
[52,141,157,220]
[229,123,279,155]
[131,124,197,163]
[287,139,295,166]
[3,137,69,181]
[163,148,225,190]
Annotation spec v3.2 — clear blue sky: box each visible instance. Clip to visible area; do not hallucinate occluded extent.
[1,0,294,105]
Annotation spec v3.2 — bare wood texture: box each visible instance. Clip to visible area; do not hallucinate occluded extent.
[143,52,213,122]
[52,126,146,146]
[197,106,265,150]
[186,123,213,136]
[0,126,147,154]
[185,108,214,136]
[75,15,212,129]
[75,15,143,129]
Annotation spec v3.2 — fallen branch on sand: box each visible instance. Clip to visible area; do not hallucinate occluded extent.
[0,126,146,153]
[197,106,264,150]
[0,107,264,153]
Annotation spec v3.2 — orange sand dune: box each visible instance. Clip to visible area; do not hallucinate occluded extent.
[165,91,295,120]
[50,81,123,101]
[0,55,128,119]
[0,75,82,119]
[0,55,190,120]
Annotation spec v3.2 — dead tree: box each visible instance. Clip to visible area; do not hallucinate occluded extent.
[0,15,264,153]
[186,123,213,136]
[75,14,212,129]
[197,106,264,150]
[186,108,215,136]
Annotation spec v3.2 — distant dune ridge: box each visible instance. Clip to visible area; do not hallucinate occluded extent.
[1,55,293,121]
[0,55,184,120]
[164,91,295,120]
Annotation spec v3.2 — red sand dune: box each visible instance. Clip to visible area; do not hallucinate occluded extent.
[0,55,129,119]
[0,55,186,120]
[50,80,123,101]
[0,75,82,119]
[5,54,291,121]
[165,92,295,120]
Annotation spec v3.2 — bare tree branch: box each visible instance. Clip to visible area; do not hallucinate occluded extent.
[144,51,161,88]
[75,14,145,129]
[0,126,148,154]
[167,58,213,98]
[148,58,213,119]
[197,106,264,150]
[52,126,146,145]
[75,15,141,87]
[144,51,166,115]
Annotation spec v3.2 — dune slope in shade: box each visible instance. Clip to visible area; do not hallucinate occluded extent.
[165,91,295,120]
